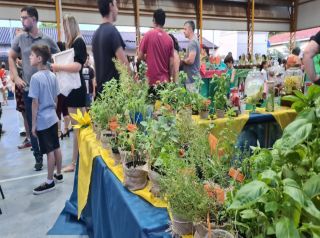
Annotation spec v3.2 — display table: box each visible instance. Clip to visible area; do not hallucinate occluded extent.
[64,156,171,238]
[51,107,296,238]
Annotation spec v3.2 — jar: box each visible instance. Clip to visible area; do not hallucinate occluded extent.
[244,67,264,110]
[266,81,275,112]
[284,67,303,94]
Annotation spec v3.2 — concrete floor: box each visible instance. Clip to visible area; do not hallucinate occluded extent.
[0,100,87,238]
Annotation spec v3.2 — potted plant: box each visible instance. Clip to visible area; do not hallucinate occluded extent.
[212,74,228,118]
[141,113,179,196]
[120,127,149,191]
[198,98,211,119]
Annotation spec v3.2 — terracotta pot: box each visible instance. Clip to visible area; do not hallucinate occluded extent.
[199,110,209,119]
[172,214,194,236]
[228,168,245,183]
[216,109,224,118]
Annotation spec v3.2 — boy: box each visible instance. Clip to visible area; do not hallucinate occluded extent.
[82,54,96,108]
[29,45,63,194]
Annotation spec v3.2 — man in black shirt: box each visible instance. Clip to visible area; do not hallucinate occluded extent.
[92,0,129,95]
[303,31,320,84]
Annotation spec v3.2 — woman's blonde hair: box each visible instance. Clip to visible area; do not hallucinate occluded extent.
[63,14,81,48]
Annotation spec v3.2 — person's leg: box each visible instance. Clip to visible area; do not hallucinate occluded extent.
[62,107,85,172]
[23,91,43,170]
[64,115,70,133]
[54,148,62,175]
[47,151,55,180]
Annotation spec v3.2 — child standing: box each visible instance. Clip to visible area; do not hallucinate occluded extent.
[28,45,63,194]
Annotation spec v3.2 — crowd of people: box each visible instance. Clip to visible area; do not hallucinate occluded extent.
[1,0,320,195]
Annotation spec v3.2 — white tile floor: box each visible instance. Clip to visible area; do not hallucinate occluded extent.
[0,100,87,238]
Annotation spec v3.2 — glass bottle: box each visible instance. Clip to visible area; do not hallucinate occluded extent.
[266,81,275,112]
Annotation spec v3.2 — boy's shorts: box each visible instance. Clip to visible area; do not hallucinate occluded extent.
[37,123,60,155]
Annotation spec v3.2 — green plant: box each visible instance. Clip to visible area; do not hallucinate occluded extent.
[227,85,320,237]
[90,79,124,129]
[160,168,215,222]
[282,85,320,112]
[141,113,179,170]
[212,74,228,111]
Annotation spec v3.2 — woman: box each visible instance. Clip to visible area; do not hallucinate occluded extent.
[224,55,236,94]
[56,41,71,140]
[51,15,87,172]
[168,34,180,82]
[260,60,268,82]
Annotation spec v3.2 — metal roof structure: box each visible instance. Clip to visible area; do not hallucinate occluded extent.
[0,27,215,56]
[0,0,307,32]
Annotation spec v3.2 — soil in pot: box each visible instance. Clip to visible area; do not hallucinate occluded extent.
[123,160,148,191]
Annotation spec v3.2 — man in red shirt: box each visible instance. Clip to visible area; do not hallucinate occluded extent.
[137,9,174,86]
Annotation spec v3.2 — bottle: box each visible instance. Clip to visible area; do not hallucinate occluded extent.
[266,81,275,112]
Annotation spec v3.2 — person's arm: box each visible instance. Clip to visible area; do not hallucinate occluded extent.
[115,47,130,74]
[92,78,97,99]
[8,49,26,88]
[51,62,82,73]
[231,69,236,83]
[182,50,196,65]
[303,40,320,82]
[31,98,39,138]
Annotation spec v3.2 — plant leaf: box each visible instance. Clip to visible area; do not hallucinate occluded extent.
[303,198,320,223]
[283,178,305,206]
[303,175,320,199]
[275,217,300,238]
[229,181,269,210]
[240,209,257,219]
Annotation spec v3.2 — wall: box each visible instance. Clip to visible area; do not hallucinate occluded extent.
[297,0,320,30]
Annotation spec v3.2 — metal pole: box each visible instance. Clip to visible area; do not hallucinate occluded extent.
[55,0,63,42]
[289,0,298,51]
[251,0,254,58]
[199,0,203,47]
[133,0,141,49]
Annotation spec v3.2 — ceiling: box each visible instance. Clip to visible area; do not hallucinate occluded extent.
[0,0,317,31]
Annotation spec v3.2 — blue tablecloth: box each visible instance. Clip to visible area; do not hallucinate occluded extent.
[62,157,171,238]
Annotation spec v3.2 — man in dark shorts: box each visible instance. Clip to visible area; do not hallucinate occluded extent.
[92,0,129,96]
[8,6,60,171]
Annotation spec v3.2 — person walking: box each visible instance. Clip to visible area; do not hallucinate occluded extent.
[92,0,129,96]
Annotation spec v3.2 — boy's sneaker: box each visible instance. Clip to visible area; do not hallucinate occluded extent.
[34,162,43,171]
[53,174,64,183]
[33,181,55,195]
